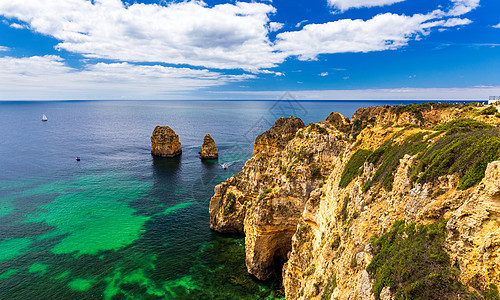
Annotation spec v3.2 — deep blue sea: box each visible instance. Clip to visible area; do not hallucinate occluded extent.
[0,100,432,299]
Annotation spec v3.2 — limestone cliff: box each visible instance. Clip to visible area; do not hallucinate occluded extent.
[210,103,500,299]
[151,126,182,157]
[199,134,219,160]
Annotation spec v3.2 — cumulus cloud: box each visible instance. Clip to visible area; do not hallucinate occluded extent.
[276,13,430,60]
[447,0,480,16]
[275,12,473,60]
[268,22,284,31]
[319,72,328,76]
[0,46,8,51]
[0,55,254,100]
[0,0,284,71]
[9,23,27,29]
[327,0,405,12]
[493,23,500,29]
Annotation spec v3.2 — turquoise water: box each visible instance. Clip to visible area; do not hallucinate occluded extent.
[0,100,413,299]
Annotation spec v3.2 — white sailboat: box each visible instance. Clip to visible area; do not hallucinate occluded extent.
[42,114,48,121]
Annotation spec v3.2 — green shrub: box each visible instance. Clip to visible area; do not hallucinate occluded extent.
[434,118,492,132]
[340,196,349,221]
[365,131,428,191]
[414,128,500,190]
[339,149,372,188]
[367,220,462,300]
[367,220,499,300]
[223,192,236,216]
[310,165,324,180]
[331,234,341,250]
[479,106,498,116]
[307,122,329,135]
[257,189,272,201]
[483,284,500,300]
[321,274,337,300]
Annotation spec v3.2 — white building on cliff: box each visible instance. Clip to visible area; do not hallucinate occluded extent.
[488,96,500,105]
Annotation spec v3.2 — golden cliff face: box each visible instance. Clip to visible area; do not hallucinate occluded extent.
[210,103,500,299]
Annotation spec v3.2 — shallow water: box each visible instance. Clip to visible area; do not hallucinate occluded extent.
[0,100,418,299]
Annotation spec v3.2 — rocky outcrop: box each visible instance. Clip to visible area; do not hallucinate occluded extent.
[199,134,218,160]
[210,103,500,299]
[210,116,348,280]
[151,126,182,157]
[253,116,305,156]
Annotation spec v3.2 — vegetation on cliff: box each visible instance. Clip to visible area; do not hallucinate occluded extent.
[367,220,499,300]
[340,118,500,193]
[414,126,500,190]
[210,103,500,300]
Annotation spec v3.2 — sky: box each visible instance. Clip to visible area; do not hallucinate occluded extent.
[0,0,499,100]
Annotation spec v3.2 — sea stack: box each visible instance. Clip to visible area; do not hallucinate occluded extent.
[151,126,182,157]
[199,134,218,160]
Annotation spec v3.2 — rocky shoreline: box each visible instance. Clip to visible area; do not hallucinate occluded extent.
[209,103,500,299]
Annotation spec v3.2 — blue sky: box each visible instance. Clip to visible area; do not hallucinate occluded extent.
[0,0,499,100]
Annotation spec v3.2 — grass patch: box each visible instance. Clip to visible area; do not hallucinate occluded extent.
[257,189,272,201]
[321,274,337,300]
[339,149,372,188]
[363,131,429,191]
[309,165,324,180]
[367,220,461,300]
[367,220,499,300]
[414,128,500,190]
[434,118,493,132]
[223,192,236,216]
[479,106,498,116]
[308,123,328,135]
[340,195,349,221]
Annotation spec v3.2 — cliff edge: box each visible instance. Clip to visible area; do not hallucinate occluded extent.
[210,103,500,299]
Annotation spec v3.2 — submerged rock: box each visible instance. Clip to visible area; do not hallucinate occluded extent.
[199,134,219,160]
[151,126,182,157]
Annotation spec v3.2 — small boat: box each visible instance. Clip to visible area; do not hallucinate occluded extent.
[76,157,81,161]
[220,162,233,169]
[42,114,48,122]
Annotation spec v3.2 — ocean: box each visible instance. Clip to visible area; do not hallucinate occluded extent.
[0,100,426,299]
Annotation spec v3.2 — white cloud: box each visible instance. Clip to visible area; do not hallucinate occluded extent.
[0,46,9,51]
[295,20,309,28]
[493,23,500,29]
[0,55,254,100]
[442,17,472,26]
[276,13,431,60]
[275,11,473,60]
[319,72,328,76]
[327,0,405,12]
[9,23,27,29]
[0,0,284,71]
[268,22,284,31]
[448,0,480,16]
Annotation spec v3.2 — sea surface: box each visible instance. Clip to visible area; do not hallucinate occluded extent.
[0,100,431,299]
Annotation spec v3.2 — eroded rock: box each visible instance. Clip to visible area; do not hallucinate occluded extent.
[199,134,218,160]
[151,126,182,157]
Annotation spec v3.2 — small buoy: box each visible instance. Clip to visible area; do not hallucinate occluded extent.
[76,157,81,161]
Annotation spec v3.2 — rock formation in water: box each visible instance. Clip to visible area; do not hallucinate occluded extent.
[151,126,182,157]
[199,134,219,160]
[210,103,500,299]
